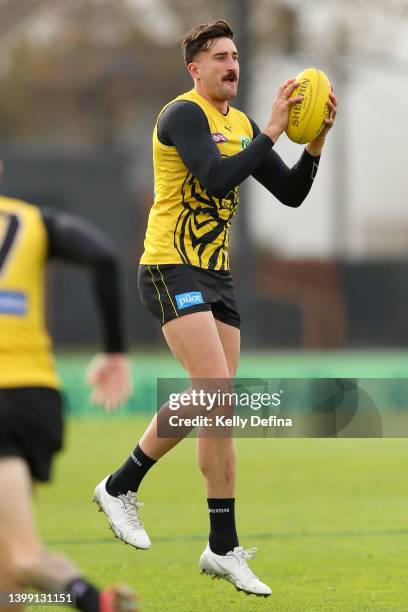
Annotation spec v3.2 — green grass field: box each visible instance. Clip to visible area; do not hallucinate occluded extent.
[31,351,408,611]
[34,420,408,611]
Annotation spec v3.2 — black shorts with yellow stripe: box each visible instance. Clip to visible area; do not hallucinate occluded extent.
[138,264,241,329]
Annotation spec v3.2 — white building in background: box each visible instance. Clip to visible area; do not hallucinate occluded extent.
[250,57,408,259]
[249,1,408,260]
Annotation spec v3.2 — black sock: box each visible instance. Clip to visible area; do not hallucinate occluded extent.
[106,444,156,496]
[207,498,239,555]
[65,578,99,612]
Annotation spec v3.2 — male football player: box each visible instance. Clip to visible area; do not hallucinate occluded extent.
[95,19,337,597]
[0,162,136,611]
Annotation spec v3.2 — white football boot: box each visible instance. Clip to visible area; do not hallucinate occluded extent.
[199,543,272,597]
[93,475,151,550]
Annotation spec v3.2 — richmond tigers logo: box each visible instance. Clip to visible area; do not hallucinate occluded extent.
[174,172,239,270]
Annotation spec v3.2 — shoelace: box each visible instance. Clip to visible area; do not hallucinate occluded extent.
[226,546,259,578]
[118,491,144,529]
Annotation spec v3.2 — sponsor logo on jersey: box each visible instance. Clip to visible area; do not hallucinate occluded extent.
[211,132,228,144]
[240,136,251,149]
[0,291,27,316]
[175,291,204,310]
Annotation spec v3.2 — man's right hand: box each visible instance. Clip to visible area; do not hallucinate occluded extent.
[263,78,304,144]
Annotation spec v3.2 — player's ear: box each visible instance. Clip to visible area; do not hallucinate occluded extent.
[188,61,200,81]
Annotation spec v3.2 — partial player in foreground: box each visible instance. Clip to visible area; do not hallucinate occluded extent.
[94,19,337,597]
[0,165,136,612]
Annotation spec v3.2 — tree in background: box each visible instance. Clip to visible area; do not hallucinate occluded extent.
[0,0,190,147]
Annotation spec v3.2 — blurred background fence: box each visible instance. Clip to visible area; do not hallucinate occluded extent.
[1,0,408,352]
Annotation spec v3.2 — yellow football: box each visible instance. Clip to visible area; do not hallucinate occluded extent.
[286,68,331,144]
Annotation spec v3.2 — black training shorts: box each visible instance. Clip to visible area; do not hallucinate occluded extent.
[138,263,241,329]
[0,387,64,482]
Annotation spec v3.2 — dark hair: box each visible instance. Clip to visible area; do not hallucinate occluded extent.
[181,19,234,65]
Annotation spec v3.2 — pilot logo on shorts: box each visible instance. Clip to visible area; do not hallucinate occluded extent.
[211,132,228,144]
[0,291,27,316]
[175,291,204,310]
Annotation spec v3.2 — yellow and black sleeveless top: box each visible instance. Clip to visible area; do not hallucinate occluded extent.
[141,89,253,271]
[0,196,60,388]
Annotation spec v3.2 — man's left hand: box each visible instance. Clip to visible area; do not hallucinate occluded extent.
[86,353,133,411]
[306,91,338,157]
